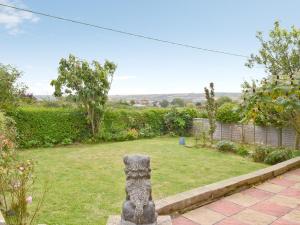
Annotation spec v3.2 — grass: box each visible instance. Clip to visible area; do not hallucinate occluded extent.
[19,137,267,225]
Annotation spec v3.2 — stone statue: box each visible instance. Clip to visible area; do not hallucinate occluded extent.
[121,155,157,225]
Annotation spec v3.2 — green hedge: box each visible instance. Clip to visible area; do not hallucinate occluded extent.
[8,107,90,148]
[8,107,201,148]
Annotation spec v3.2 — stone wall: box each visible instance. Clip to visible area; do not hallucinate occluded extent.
[193,118,299,149]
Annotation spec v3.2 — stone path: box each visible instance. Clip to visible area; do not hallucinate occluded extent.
[172,168,300,225]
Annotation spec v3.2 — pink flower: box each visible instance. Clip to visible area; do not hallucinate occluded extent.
[26,196,32,204]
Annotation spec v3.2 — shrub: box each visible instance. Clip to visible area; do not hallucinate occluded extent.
[216,140,237,152]
[8,107,90,148]
[126,128,139,140]
[264,149,293,165]
[236,145,249,156]
[216,103,241,123]
[251,146,274,162]
[164,108,199,136]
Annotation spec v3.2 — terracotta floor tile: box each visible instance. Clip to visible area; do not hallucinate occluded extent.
[256,182,286,193]
[206,200,244,216]
[291,183,300,189]
[267,195,300,208]
[271,218,300,225]
[283,174,300,182]
[282,209,300,224]
[172,216,199,225]
[251,201,292,217]
[289,169,300,176]
[183,207,225,225]
[215,217,250,225]
[242,188,274,199]
[224,193,262,207]
[280,188,300,198]
[232,209,277,225]
[269,177,298,187]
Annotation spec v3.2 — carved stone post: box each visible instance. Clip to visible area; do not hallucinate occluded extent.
[121,155,157,225]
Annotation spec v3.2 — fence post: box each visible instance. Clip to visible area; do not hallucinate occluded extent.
[265,127,268,145]
[278,128,283,147]
[253,124,256,144]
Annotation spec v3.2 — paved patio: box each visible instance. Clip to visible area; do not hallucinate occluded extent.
[172,168,300,225]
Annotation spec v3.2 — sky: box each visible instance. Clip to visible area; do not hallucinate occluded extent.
[1,0,300,95]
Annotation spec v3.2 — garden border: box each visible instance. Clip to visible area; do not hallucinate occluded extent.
[155,157,300,216]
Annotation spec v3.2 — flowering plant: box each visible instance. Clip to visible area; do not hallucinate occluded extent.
[0,133,44,225]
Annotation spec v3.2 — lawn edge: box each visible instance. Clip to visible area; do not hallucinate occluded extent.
[155,157,300,216]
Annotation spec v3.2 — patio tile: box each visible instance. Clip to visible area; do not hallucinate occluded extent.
[289,168,300,176]
[172,216,199,225]
[256,182,286,193]
[271,218,300,225]
[269,177,298,187]
[283,174,300,182]
[251,201,292,217]
[232,209,277,225]
[291,183,300,189]
[281,209,300,224]
[241,188,274,199]
[183,207,225,225]
[215,217,250,225]
[279,188,300,198]
[224,193,261,207]
[267,195,300,208]
[206,199,244,216]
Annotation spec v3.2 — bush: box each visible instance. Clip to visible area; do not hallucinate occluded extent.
[8,107,90,148]
[264,149,293,165]
[236,145,249,156]
[216,103,241,123]
[164,108,199,136]
[251,146,274,162]
[0,111,16,142]
[216,140,237,152]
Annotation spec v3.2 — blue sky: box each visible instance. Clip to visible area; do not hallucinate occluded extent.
[1,0,300,95]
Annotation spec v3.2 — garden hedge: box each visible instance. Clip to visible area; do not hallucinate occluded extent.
[9,107,200,148]
[8,107,89,148]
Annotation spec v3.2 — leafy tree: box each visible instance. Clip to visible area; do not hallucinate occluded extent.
[246,21,300,75]
[204,82,217,144]
[160,99,169,108]
[171,98,185,107]
[0,64,26,111]
[51,54,117,136]
[242,73,300,149]
[243,22,300,149]
[130,100,135,105]
[216,96,232,107]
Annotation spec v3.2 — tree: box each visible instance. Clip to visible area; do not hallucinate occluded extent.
[242,73,300,149]
[246,21,300,76]
[171,98,185,107]
[51,54,117,136]
[216,96,232,107]
[160,99,169,108]
[130,100,135,105]
[0,64,26,110]
[243,22,300,149]
[204,82,217,144]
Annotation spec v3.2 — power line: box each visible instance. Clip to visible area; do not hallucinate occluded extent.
[0,3,249,58]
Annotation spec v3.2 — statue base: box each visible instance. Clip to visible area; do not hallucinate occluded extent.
[107,216,172,225]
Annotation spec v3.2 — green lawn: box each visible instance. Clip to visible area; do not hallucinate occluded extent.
[20,137,266,225]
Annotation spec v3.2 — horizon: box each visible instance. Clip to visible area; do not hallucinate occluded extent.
[1,1,300,95]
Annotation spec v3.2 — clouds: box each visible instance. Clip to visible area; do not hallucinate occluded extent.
[0,0,38,34]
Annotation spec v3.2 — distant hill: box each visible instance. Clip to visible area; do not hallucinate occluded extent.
[34,93,241,103]
[109,92,241,103]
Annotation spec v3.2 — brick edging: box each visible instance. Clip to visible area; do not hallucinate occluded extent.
[155,157,300,215]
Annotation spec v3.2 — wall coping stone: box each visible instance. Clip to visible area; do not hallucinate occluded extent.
[155,157,300,215]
